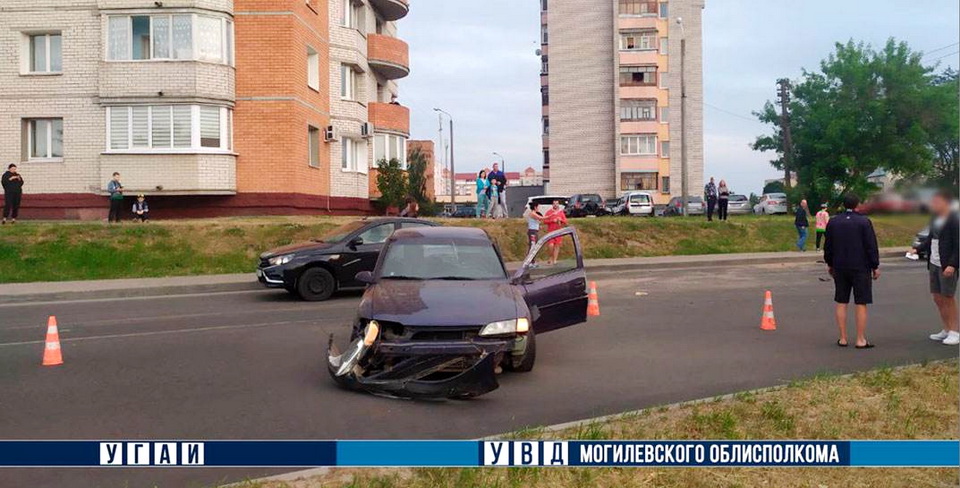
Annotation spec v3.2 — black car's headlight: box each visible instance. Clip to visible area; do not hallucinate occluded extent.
[479,318,530,337]
[267,254,294,266]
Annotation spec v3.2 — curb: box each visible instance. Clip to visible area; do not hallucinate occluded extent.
[0,248,909,304]
[224,359,954,487]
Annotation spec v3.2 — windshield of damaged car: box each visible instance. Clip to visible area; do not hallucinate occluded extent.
[315,221,369,243]
[379,240,507,280]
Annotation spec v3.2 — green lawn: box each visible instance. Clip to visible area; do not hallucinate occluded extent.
[0,214,926,283]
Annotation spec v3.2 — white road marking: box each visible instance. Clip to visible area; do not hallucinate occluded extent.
[0,319,329,348]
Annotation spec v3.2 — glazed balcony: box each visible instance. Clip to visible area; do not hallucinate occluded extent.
[369,102,410,135]
[369,0,409,21]
[367,34,410,80]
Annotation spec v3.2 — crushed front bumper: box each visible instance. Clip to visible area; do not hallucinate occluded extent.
[326,330,509,399]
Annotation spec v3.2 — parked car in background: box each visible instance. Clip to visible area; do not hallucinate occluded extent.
[621,191,655,216]
[327,226,588,398]
[604,198,621,215]
[565,194,605,218]
[663,196,705,216]
[857,192,920,215]
[257,218,439,301]
[753,193,788,214]
[451,205,476,218]
[727,194,752,215]
[912,226,930,260]
[527,195,568,215]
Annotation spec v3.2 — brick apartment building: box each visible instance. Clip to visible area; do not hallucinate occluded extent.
[540,0,704,204]
[0,0,410,219]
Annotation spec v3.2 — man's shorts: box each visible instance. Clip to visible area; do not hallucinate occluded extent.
[834,268,873,305]
[930,266,958,297]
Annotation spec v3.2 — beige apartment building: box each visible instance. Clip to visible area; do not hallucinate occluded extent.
[0,0,410,219]
[540,0,704,204]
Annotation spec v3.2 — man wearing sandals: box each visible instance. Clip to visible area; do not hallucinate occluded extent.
[824,193,880,349]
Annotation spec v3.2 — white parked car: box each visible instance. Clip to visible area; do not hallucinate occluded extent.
[754,193,788,215]
[727,194,752,215]
[621,191,655,216]
[527,195,568,215]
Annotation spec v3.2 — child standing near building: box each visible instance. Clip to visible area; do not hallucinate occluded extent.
[815,203,830,251]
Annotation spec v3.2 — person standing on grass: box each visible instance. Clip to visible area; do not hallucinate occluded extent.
[543,199,567,265]
[487,179,501,219]
[522,201,544,252]
[815,203,830,251]
[717,180,730,221]
[795,199,810,251]
[475,170,489,218]
[824,193,880,349]
[107,172,124,223]
[911,190,959,346]
[704,177,718,221]
[488,163,508,218]
[2,164,24,225]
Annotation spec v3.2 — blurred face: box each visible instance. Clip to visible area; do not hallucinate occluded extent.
[113,174,120,181]
[931,194,950,214]
[552,200,560,209]
[8,166,17,174]
[492,163,499,172]
[801,199,808,209]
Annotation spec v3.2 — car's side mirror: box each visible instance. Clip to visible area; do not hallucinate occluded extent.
[512,269,533,285]
[355,271,374,284]
[349,237,364,248]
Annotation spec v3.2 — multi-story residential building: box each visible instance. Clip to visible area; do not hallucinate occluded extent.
[539,0,704,205]
[0,0,410,219]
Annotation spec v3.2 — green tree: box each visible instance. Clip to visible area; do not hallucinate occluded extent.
[375,158,407,214]
[754,39,947,207]
[406,147,430,205]
[762,180,786,195]
[927,68,959,191]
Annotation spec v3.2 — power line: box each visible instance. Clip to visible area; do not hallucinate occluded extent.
[704,102,762,123]
[924,42,960,56]
[929,50,960,63]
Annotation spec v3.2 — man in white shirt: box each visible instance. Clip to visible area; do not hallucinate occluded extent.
[912,190,959,345]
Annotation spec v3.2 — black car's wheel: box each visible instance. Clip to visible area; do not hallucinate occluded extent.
[296,267,336,302]
[507,330,537,372]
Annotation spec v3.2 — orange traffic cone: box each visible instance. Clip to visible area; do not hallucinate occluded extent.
[760,291,777,331]
[42,316,63,366]
[587,281,600,317]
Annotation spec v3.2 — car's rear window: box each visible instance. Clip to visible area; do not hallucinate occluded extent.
[730,195,748,201]
[582,195,602,203]
[629,194,651,203]
[688,197,704,203]
[379,240,506,281]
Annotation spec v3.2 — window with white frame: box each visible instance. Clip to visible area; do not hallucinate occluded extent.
[342,0,363,30]
[107,14,232,65]
[308,126,321,168]
[340,64,359,100]
[620,134,658,156]
[660,140,670,157]
[23,119,63,160]
[619,30,656,51]
[306,46,320,91]
[620,99,657,121]
[340,137,367,173]
[27,33,62,73]
[659,2,669,18]
[659,37,668,55]
[660,107,670,123]
[374,134,407,169]
[107,105,232,152]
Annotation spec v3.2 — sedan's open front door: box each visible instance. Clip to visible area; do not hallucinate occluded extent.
[512,227,588,333]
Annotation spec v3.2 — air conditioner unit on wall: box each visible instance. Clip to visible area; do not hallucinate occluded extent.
[360,122,374,138]
[324,126,337,142]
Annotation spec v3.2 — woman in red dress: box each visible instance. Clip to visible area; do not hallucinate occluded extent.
[543,199,568,265]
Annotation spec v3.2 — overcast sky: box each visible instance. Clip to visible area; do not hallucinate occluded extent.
[401,0,960,193]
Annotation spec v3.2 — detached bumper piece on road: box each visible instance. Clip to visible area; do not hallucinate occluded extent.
[326,323,504,399]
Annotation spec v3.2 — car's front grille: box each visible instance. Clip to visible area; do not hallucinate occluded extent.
[379,322,481,342]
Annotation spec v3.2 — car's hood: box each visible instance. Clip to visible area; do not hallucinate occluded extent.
[260,240,335,259]
[363,279,522,327]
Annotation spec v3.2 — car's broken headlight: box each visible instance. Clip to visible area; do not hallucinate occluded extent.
[479,318,529,337]
[268,254,294,266]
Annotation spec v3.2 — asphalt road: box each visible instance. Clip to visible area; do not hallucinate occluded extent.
[0,259,955,487]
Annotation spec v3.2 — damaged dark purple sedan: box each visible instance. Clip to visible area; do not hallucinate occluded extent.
[327,226,588,399]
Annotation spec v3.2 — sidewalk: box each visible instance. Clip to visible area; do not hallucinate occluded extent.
[0,248,909,304]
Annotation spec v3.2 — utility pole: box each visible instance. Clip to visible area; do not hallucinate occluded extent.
[777,78,794,212]
[434,108,454,206]
[678,18,688,216]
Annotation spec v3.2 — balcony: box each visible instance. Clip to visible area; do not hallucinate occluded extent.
[369,102,410,135]
[367,34,410,80]
[369,0,409,21]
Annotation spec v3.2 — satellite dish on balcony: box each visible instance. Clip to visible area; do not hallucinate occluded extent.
[535,49,542,56]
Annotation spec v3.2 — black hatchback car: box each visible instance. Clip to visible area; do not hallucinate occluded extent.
[257,218,439,301]
[565,193,605,218]
[327,226,589,399]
